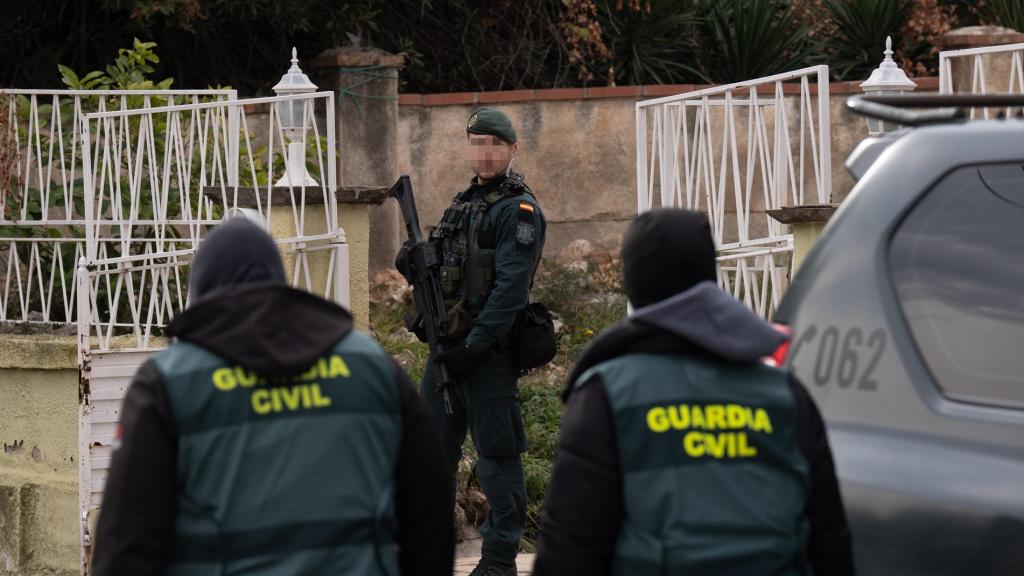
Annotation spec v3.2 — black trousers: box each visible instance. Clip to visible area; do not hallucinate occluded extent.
[421,346,528,564]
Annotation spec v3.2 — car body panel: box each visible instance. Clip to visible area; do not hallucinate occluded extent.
[775,120,1024,575]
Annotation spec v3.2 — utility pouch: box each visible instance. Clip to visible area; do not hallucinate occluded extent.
[439,265,462,297]
[443,300,473,341]
[512,303,557,371]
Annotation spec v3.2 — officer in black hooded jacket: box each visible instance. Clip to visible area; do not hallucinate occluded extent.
[533,209,854,576]
[91,218,454,576]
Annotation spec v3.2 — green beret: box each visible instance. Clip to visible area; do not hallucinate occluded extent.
[466,107,517,144]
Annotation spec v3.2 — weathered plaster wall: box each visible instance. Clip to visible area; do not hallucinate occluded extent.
[0,335,79,575]
[398,98,637,257]
[338,204,372,330]
[393,79,940,269]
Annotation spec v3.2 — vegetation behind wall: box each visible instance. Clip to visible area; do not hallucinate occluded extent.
[2,0,1013,95]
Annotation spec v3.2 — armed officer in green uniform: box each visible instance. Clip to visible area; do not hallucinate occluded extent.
[397,107,545,576]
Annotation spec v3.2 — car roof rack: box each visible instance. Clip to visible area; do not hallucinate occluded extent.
[846,94,1024,126]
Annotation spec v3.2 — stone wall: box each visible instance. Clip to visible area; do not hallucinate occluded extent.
[393,79,941,266]
[240,77,941,271]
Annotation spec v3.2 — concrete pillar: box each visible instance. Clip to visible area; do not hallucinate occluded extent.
[311,48,405,276]
[203,186,387,330]
[767,205,837,277]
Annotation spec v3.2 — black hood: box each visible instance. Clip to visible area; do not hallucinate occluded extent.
[621,209,718,309]
[167,283,353,377]
[169,218,352,376]
[187,217,287,301]
[564,282,785,401]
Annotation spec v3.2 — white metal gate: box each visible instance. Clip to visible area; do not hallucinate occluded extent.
[635,66,832,318]
[939,42,1024,119]
[68,91,349,572]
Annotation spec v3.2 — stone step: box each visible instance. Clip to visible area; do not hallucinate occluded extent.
[454,554,536,576]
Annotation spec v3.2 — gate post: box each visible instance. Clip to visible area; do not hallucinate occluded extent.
[310,48,405,277]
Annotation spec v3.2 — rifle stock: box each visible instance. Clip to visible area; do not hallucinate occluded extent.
[388,176,456,415]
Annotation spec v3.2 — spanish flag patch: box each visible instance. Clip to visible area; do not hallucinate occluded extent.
[519,202,535,213]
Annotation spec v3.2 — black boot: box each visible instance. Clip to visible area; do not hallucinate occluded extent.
[468,558,517,576]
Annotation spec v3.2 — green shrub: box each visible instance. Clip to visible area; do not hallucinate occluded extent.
[696,0,812,84]
[979,0,1024,31]
[822,0,911,80]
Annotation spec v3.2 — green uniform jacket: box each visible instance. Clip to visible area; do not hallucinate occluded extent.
[534,282,854,576]
[587,353,811,575]
[90,284,454,576]
[157,332,402,575]
[436,173,545,349]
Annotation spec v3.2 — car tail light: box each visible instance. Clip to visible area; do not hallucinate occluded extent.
[762,323,792,367]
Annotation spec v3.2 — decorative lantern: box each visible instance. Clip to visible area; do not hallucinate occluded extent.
[860,36,917,135]
[272,48,319,187]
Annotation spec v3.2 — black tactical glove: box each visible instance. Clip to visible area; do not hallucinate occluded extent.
[433,341,487,374]
[404,312,428,343]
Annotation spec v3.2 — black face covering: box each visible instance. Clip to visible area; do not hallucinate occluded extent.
[620,208,718,309]
[187,218,286,303]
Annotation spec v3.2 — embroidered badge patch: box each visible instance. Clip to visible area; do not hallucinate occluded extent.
[468,113,479,128]
[516,221,535,245]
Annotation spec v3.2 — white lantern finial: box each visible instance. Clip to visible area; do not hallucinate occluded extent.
[860,36,916,93]
[859,35,917,135]
[272,48,320,188]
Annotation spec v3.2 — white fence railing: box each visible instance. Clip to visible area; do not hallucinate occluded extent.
[939,43,1024,118]
[635,66,831,318]
[1,89,237,324]
[70,90,349,573]
[73,91,344,351]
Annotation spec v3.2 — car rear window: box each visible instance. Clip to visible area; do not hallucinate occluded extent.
[889,163,1024,410]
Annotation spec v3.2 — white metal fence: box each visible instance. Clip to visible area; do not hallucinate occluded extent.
[1,89,237,324]
[635,66,831,318]
[75,91,345,351]
[66,90,348,572]
[939,42,1024,118]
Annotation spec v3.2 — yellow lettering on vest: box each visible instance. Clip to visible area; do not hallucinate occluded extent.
[726,432,738,457]
[318,358,329,379]
[704,433,727,458]
[683,431,705,457]
[312,384,333,407]
[668,405,689,429]
[647,407,669,433]
[690,406,706,429]
[705,405,726,430]
[270,388,283,413]
[726,404,747,428]
[212,368,236,391]
[299,364,318,382]
[752,409,773,433]
[279,386,302,410]
[329,356,351,379]
[738,432,758,457]
[301,384,313,408]
[251,389,272,415]
[235,367,258,387]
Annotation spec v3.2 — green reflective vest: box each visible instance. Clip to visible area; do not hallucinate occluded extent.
[154,330,402,575]
[583,353,812,576]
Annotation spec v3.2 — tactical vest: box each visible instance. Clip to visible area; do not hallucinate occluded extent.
[580,353,812,576]
[432,173,538,312]
[154,331,402,576]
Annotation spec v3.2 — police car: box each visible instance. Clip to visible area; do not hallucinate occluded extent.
[774,94,1024,575]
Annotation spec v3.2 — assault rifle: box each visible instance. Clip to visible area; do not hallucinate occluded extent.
[388,175,456,415]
